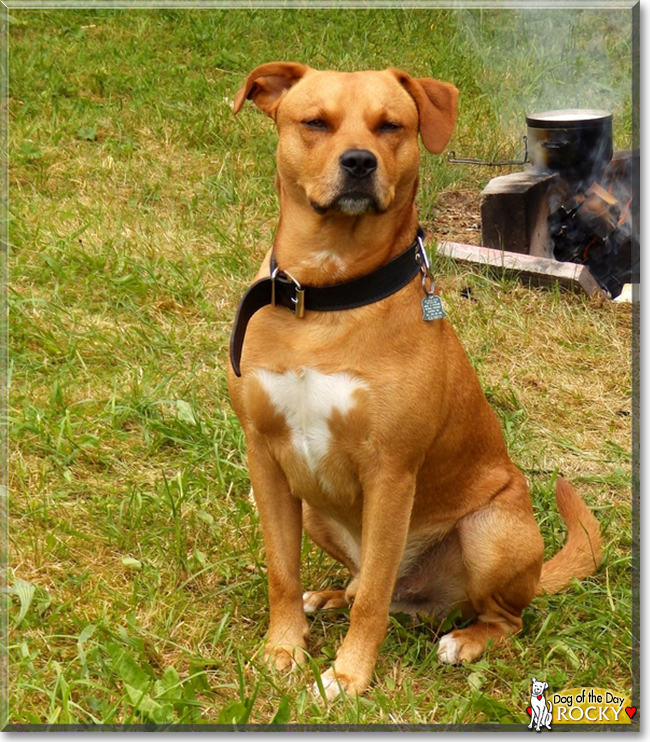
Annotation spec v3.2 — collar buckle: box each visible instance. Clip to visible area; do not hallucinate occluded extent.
[271,266,306,318]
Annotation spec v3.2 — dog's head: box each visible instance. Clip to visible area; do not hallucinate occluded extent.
[233,62,458,217]
[531,678,549,696]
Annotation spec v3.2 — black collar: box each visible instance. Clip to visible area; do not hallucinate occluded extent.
[229,227,426,377]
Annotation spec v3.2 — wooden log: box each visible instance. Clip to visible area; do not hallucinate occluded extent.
[436,240,602,295]
[480,171,556,257]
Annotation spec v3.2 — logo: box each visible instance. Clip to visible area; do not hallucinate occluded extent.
[527,677,553,732]
[525,680,635,727]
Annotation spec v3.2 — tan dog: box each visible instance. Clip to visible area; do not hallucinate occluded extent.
[227,62,602,700]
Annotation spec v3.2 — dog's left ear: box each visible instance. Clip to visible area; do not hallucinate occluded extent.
[233,62,311,119]
[389,69,459,154]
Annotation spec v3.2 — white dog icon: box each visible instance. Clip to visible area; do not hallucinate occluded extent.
[528,677,553,731]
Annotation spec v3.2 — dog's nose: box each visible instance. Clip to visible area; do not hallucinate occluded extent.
[339,149,378,179]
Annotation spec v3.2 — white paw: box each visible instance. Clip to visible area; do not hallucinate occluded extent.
[302,591,320,613]
[312,669,345,702]
[437,634,462,665]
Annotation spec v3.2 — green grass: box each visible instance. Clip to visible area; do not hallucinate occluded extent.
[7,7,634,727]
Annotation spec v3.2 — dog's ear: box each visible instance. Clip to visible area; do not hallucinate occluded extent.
[389,69,459,154]
[531,677,537,683]
[233,62,310,119]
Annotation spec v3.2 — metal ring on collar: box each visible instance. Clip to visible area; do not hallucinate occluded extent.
[271,266,305,318]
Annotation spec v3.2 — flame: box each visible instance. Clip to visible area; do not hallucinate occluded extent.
[618,196,633,226]
[583,236,599,260]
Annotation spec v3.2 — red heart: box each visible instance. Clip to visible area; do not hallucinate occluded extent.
[526,707,532,716]
[625,707,636,719]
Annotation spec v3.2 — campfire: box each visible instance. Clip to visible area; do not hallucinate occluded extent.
[547,150,637,299]
[465,108,638,299]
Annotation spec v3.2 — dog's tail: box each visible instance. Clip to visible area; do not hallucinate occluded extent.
[536,478,602,596]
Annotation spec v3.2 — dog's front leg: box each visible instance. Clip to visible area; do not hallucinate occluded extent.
[247,436,309,671]
[317,469,416,700]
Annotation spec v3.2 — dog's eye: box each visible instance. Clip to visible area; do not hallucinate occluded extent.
[379,121,403,132]
[303,119,328,131]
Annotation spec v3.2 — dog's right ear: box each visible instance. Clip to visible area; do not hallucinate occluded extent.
[233,62,310,119]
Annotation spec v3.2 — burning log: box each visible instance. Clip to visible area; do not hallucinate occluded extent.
[548,151,637,298]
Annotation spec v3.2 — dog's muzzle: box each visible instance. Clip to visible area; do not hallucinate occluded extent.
[318,148,381,215]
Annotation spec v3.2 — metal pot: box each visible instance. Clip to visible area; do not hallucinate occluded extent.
[526,108,613,180]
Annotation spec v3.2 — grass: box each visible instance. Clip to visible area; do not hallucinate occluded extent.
[7,6,635,727]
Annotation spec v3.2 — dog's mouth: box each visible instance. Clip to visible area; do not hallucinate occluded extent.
[311,191,385,216]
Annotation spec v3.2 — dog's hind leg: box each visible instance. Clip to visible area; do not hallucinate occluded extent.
[544,705,553,729]
[303,589,349,612]
[302,503,360,613]
[437,476,544,664]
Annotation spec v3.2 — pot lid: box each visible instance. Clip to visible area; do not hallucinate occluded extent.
[526,108,612,129]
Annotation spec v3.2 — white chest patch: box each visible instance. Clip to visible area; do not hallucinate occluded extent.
[255,367,367,473]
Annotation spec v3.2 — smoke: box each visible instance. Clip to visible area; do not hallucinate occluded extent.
[454,8,633,149]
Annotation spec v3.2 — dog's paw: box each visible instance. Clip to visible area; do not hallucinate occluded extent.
[264,642,307,672]
[437,632,485,665]
[437,622,507,665]
[312,667,367,702]
[437,634,462,665]
[303,590,349,613]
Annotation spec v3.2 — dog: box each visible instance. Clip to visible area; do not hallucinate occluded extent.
[529,678,553,731]
[226,62,602,700]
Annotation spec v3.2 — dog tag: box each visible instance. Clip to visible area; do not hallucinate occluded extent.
[422,295,446,321]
